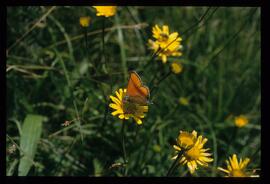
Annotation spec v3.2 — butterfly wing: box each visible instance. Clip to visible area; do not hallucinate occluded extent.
[126,71,150,105]
[127,71,150,97]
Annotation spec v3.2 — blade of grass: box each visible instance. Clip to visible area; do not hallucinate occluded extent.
[18,114,45,176]
[196,112,218,177]
[48,15,75,65]
[57,53,84,142]
[7,159,19,176]
[115,14,128,81]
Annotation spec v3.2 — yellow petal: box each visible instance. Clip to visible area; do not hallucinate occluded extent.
[119,114,125,119]
[187,161,196,174]
[111,109,123,116]
[192,130,198,138]
[218,167,230,174]
[162,55,167,63]
[231,154,240,169]
[169,32,179,40]
[134,117,142,125]
[110,96,121,105]
[162,25,169,34]
[172,155,178,160]
[196,159,207,166]
[109,103,121,110]
[200,157,213,162]
[173,145,181,151]
[239,158,250,169]
[115,90,122,101]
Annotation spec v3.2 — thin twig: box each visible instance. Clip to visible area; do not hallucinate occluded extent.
[150,71,172,97]
[200,7,258,73]
[46,23,148,49]
[7,6,57,52]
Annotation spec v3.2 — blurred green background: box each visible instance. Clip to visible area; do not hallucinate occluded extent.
[6,6,260,176]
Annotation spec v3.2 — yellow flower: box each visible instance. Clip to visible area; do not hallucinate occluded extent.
[109,88,148,125]
[218,154,254,177]
[148,25,183,63]
[234,115,249,128]
[172,130,213,174]
[174,130,197,150]
[79,16,91,27]
[92,6,117,17]
[171,62,183,74]
[179,97,189,106]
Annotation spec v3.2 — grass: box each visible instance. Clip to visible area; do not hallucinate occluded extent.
[6,6,260,176]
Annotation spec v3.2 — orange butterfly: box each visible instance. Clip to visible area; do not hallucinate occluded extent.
[123,71,150,106]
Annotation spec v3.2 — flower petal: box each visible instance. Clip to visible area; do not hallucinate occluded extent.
[109,103,121,110]
[110,96,121,105]
[173,145,181,151]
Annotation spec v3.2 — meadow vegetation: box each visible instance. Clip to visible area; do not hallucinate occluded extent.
[6,6,260,176]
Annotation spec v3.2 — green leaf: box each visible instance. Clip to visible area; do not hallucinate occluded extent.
[7,159,18,176]
[18,114,46,176]
[93,158,103,176]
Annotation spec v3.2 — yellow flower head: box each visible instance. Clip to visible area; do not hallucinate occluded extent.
[218,154,253,177]
[171,62,183,74]
[234,115,249,128]
[93,6,117,17]
[174,130,197,150]
[148,25,183,63]
[179,97,189,106]
[109,88,148,125]
[79,16,91,27]
[172,130,213,174]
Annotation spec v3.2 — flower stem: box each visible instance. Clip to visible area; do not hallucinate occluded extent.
[121,121,127,175]
[84,27,88,50]
[150,71,171,96]
[166,150,184,176]
[102,18,105,62]
[99,17,112,132]
[134,123,140,142]
[227,126,238,154]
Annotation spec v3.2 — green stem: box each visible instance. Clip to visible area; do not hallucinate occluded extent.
[134,124,140,143]
[121,121,127,175]
[227,126,238,154]
[102,18,105,64]
[99,18,113,133]
[150,71,171,96]
[197,113,218,176]
[84,27,88,50]
[58,53,83,143]
[166,150,184,176]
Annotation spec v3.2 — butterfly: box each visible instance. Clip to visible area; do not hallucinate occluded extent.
[123,71,150,106]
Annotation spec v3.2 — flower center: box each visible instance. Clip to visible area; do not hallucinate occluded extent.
[231,169,246,177]
[123,100,138,114]
[185,146,201,161]
[159,33,169,41]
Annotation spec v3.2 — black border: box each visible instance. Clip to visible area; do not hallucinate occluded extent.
[4,177,263,184]
[4,0,262,6]
[4,0,267,184]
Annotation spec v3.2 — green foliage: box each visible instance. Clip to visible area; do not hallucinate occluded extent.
[18,114,45,176]
[6,6,260,176]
